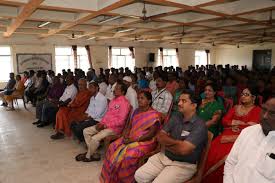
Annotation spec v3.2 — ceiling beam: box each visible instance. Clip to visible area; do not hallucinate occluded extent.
[40,0,135,38]
[3,0,45,37]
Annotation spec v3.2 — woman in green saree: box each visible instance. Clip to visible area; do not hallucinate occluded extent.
[198,83,224,138]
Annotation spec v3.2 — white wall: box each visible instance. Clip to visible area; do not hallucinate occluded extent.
[214,43,275,69]
[0,34,214,87]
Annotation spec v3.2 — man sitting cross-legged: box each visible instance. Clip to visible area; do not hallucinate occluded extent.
[51,78,92,140]
[135,90,208,183]
[75,81,131,162]
[70,81,108,142]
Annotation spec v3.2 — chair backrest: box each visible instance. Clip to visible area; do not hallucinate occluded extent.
[224,98,233,112]
[257,95,263,106]
[184,131,214,183]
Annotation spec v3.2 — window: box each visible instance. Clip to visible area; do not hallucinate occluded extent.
[55,46,90,74]
[111,47,135,71]
[158,49,178,68]
[0,46,12,82]
[76,47,90,73]
[55,47,74,74]
[195,50,210,66]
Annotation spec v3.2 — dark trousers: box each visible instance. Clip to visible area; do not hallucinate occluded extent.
[36,100,58,124]
[70,119,98,142]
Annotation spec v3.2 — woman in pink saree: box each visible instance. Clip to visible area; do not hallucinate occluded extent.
[100,91,161,183]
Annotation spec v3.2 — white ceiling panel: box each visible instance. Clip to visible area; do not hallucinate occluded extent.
[197,19,244,27]
[162,12,218,23]
[167,0,214,6]
[111,2,180,17]
[204,0,275,15]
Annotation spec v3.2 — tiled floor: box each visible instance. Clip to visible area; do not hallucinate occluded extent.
[0,102,102,183]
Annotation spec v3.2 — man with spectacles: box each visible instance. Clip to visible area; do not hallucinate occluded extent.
[224,98,275,183]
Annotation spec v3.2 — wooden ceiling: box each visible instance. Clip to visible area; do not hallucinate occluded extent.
[0,0,275,46]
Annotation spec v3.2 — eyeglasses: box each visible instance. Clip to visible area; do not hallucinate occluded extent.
[240,92,251,97]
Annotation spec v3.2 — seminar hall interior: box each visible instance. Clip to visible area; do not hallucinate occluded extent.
[0,0,275,183]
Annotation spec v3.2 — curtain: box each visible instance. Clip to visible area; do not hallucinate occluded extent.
[85,45,93,69]
[175,48,179,67]
[129,46,135,59]
[205,49,210,65]
[159,47,163,66]
[108,46,112,68]
[72,45,77,68]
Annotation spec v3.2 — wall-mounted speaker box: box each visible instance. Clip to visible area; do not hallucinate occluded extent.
[149,53,155,62]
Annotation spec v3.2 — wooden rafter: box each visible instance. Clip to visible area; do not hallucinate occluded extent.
[40,0,135,38]
[3,0,45,37]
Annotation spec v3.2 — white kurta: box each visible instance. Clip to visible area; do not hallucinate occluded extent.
[224,124,275,183]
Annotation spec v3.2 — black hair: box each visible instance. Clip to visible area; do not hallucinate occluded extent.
[139,90,153,105]
[205,82,218,92]
[89,81,99,88]
[116,81,128,95]
[181,89,198,105]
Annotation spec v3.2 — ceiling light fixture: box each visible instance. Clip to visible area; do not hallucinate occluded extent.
[117,28,135,33]
[38,21,51,28]
[98,16,121,24]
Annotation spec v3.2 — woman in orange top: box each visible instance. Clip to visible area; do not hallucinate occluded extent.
[5,75,24,111]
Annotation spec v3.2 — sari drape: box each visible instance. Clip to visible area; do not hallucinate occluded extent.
[202,105,261,183]
[100,108,160,183]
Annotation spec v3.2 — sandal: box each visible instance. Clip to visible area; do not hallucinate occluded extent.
[75,153,87,161]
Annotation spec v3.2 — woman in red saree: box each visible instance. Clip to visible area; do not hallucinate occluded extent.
[202,87,262,183]
[100,91,160,183]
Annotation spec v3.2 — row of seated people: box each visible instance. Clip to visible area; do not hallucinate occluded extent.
[32,74,268,182]
[0,65,273,182]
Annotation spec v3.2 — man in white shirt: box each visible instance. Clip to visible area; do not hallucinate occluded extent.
[97,76,108,96]
[71,81,108,141]
[224,98,275,183]
[123,76,138,110]
[151,75,173,118]
[35,75,77,128]
[105,74,117,101]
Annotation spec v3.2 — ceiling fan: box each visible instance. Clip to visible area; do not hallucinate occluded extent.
[140,1,151,23]
[171,26,185,37]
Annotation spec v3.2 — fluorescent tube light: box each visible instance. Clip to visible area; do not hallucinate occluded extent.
[38,21,51,28]
[117,28,135,33]
[87,37,96,40]
[98,16,121,24]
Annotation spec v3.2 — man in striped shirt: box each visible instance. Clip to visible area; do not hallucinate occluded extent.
[151,75,173,119]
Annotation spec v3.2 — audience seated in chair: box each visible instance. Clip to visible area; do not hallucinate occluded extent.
[51,78,92,140]
[33,75,77,128]
[4,75,24,111]
[135,90,208,183]
[75,81,130,162]
[0,72,16,107]
[198,83,224,138]
[71,81,108,142]
[123,76,138,110]
[151,75,173,121]
[100,91,161,183]
[25,71,49,106]
[202,87,261,183]
[223,98,275,183]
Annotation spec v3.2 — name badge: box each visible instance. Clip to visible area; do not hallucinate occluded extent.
[181,130,190,137]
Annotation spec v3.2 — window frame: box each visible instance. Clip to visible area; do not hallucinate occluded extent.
[0,46,12,82]
[111,47,135,71]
